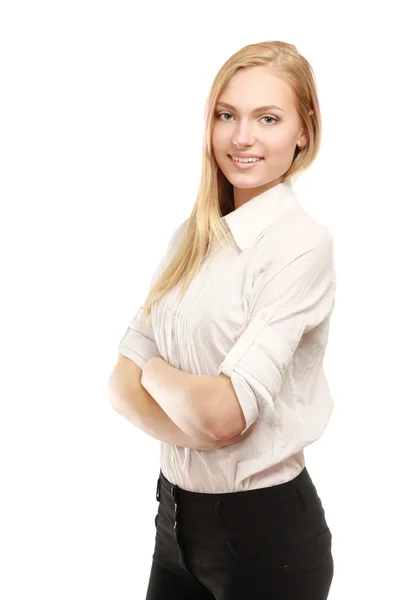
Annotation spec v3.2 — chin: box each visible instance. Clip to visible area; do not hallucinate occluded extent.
[231,180,264,189]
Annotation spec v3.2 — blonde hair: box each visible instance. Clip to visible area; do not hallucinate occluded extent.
[142,40,321,326]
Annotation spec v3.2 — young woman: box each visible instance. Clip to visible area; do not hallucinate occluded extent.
[109,40,336,600]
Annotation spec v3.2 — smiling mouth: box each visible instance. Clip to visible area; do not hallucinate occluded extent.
[229,156,265,168]
[229,154,264,161]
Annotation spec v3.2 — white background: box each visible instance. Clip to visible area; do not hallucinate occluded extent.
[1,1,399,598]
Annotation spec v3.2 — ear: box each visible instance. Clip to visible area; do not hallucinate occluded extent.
[298,110,313,148]
[297,129,309,149]
[297,136,306,149]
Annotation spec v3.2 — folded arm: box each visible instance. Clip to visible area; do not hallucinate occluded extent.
[108,355,251,449]
[141,357,246,441]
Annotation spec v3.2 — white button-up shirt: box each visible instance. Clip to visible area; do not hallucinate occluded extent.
[118,180,336,492]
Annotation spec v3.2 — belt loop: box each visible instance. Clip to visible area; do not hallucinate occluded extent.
[156,477,161,501]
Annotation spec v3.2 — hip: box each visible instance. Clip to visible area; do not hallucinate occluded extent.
[154,465,333,573]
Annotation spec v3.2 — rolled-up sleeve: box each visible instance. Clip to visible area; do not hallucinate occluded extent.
[217,228,336,434]
[118,304,162,369]
[118,219,188,369]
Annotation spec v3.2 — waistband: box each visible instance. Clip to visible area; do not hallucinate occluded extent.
[158,465,315,508]
[156,466,322,540]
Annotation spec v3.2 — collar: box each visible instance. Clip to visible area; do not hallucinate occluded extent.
[223,180,298,251]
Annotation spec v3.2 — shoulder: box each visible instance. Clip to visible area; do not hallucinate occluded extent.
[258,202,332,257]
[279,199,333,247]
[253,211,334,281]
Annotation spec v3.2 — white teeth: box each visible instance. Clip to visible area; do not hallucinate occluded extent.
[232,156,261,163]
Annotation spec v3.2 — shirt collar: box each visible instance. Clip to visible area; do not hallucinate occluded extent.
[223,180,298,251]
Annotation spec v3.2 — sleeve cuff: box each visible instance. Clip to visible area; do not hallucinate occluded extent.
[118,345,148,370]
[218,365,259,435]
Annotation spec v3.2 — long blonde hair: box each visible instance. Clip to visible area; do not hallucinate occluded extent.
[142,40,321,326]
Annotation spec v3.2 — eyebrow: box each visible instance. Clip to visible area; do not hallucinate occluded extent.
[215,102,287,114]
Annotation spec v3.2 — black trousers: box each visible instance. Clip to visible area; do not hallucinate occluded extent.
[145,466,334,600]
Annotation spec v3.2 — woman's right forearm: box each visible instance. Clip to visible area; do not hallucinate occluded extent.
[108,355,254,450]
[109,378,220,450]
[135,385,220,449]
[110,383,255,450]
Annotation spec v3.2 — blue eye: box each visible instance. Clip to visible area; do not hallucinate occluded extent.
[218,112,233,121]
[260,116,278,125]
[216,112,278,125]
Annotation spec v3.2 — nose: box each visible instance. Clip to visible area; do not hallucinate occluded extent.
[232,120,256,147]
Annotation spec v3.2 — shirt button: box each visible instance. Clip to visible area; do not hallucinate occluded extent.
[283,564,290,572]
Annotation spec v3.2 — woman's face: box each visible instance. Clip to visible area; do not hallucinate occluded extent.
[211,66,306,209]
